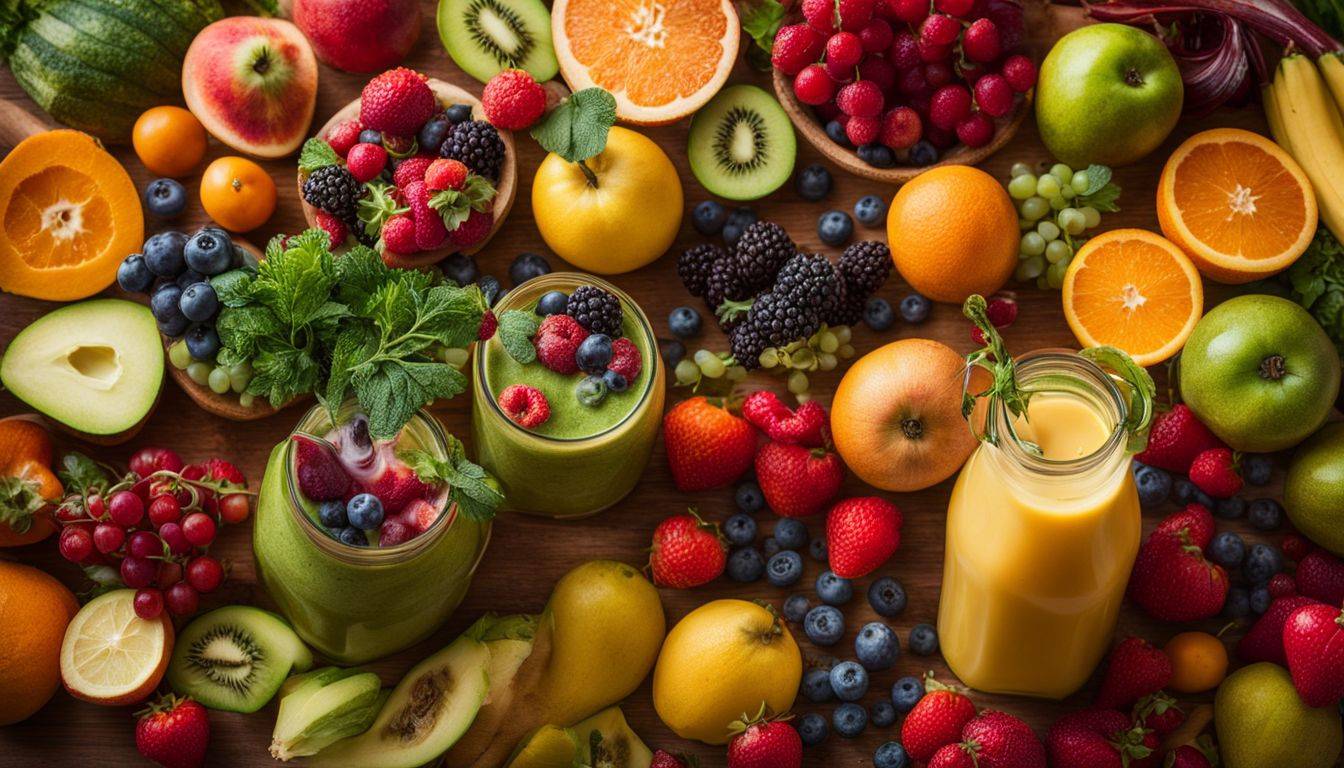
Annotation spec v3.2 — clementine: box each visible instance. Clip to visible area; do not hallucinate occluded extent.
[0,561,78,724]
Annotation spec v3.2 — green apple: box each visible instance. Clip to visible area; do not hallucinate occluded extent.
[1215,662,1342,768]
[1180,295,1341,452]
[1035,23,1184,167]
[1286,423,1344,556]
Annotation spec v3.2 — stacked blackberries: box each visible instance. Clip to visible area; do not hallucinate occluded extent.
[733,222,796,292]
[566,286,623,337]
[678,243,724,299]
[441,120,506,180]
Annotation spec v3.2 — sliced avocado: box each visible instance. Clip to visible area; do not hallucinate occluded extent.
[574,707,653,768]
[271,669,382,760]
[167,606,313,714]
[505,725,583,768]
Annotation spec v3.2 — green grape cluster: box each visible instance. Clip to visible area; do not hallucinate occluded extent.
[169,340,256,406]
[1007,162,1104,290]
[670,325,856,401]
[674,351,749,389]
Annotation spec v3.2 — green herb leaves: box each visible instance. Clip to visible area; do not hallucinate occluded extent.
[531,87,617,164]
[402,441,503,523]
[1289,227,1344,354]
[497,310,539,364]
[741,0,786,54]
[298,138,340,173]
[1077,164,1122,213]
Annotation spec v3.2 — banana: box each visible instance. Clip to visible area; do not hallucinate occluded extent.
[1273,55,1344,240]
[1262,83,1293,157]
[1317,52,1344,118]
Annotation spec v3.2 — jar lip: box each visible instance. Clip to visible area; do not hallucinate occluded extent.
[475,272,661,445]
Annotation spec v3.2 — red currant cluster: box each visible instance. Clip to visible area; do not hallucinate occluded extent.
[54,446,253,621]
[772,0,1038,166]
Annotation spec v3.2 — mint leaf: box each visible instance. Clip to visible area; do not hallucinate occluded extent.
[57,452,111,495]
[1289,228,1344,354]
[1081,164,1112,196]
[335,246,393,315]
[248,341,322,407]
[299,138,341,173]
[497,310,539,364]
[1079,182,1122,213]
[216,305,282,361]
[401,441,503,523]
[357,181,409,238]
[250,229,339,327]
[742,0,786,54]
[354,360,467,440]
[211,269,255,308]
[530,87,617,164]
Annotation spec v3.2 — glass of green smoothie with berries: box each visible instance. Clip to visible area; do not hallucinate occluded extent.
[254,400,493,664]
[472,273,665,518]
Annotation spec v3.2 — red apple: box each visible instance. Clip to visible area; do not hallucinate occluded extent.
[292,0,421,73]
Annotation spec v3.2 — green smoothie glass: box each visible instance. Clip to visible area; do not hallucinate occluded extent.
[472,273,665,518]
[254,402,490,664]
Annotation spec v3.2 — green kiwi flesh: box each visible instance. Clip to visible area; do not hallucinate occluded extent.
[688,84,797,201]
[167,606,314,713]
[438,0,558,84]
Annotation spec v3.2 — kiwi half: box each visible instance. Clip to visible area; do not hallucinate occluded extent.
[688,84,797,201]
[438,0,558,84]
[167,606,314,713]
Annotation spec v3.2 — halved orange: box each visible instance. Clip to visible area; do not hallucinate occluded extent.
[1158,127,1317,284]
[1062,229,1204,367]
[552,0,739,125]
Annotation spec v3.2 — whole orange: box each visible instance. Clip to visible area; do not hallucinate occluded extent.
[132,107,208,178]
[201,156,277,232]
[1164,631,1228,693]
[886,165,1019,303]
[0,560,78,725]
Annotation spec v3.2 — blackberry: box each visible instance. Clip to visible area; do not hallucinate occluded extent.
[732,221,796,292]
[678,243,725,298]
[776,252,845,324]
[826,291,865,326]
[302,165,362,221]
[441,120,506,180]
[729,322,767,370]
[838,241,893,296]
[705,257,752,313]
[566,285,623,337]
[748,290,820,348]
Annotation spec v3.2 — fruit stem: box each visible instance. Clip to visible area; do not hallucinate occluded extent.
[900,418,923,440]
[1124,67,1144,87]
[577,160,599,189]
[1258,353,1287,380]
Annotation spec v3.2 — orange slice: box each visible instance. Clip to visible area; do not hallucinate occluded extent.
[1158,127,1317,284]
[60,589,173,706]
[1062,229,1204,367]
[552,0,739,125]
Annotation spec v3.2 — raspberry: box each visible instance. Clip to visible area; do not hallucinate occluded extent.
[424,158,469,191]
[929,84,972,130]
[608,337,643,380]
[1001,54,1039,93]
[381,213,418,255]
[888,0,929,24]
[802,0,837,33]
[497,384,550,428]
[449,208,494,248]
[924,61,953,88]
[481,68,547,131]
[985,295,1017,327]
[921,13,960,46]
[898,66,929,97]
[837,80,884,117]
[918,36,952,63]
[825,58,857,84]
[880,106,922,150]
[859,18,893,53]
[315,211,348,246]
[478,309,498,341]
[346,142,388,183]
[935,0,975,17]
[974,73,1015,117]
[1282,534,1312,562]
[793,64,836,106]
[535,314,589,374]
[772,23,826,75]
[392,156,433,188]
[360,67,437,138]
[858,56,897,94]
[846,115,880,145]
[889,30,920,69]
[956,111,995,147]
[962,17,1002,62]
[327,120,363,158]
[825,32,864,72]
[837,0,877,31]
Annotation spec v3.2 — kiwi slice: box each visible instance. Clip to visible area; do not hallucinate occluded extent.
[167,606,314,713]
[438,0,558,84]
[688,84,797,202]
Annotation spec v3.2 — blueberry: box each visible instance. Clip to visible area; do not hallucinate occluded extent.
[909,623,939,656]
[870,700,897,729]
[176,270,206,290]
[767,550,804,587]
[150,283,185,325]
[833,702,867,739]
[801,667,834,703]
[797,712,828,746]
[891,675,925,713]
[818,210,854,246]
[179,282,219,323]
[1250,587,1272,615]
[1193,488,1217,509]
[899,293,931,324]
[183,229,232,276]
[858,143,896,168]
[602,369,628,393]
[574,334,614,375]
[1249,498,1284,530]
[1223,586,1251,619]
[536,290,570,316]
[476,274,504,306]
[803,605,845,646]
[318,500,348,529]
[117,254,154,293]
[774,518,809,550]
[1209,531,1246,568]
[1243,543,1284,585]
[576,375,608,407]
[692,200,729,235]
[184,324,220,361]
[868,577,907,618]
[1215,496,1247,520]
[143,231,188,277]
[508,252,551,286]
[853,195,886,228]
[816,570,854,605]
[445,104,473,123]
[346,493,385,529]
[668,306,702,338]
[910,140,939,166]
[660,340,686,367]
[856,622,901,671]
[417,117,452,154]
[1130,462,1171,508]
[1173,478,1199,505]
[358,128,383,145]
[783,593,810,623]
[144,179,186,219]
[722,207,758,247]
[724,513,757,546]
[157,314,189,338]
[824,120,851,148]
[762,536,782,557]
[809,537,829,563]
[1243,454,1273,486]
[829,660,869,702]
[875,742,910,768]
[735,480,765,512]
[442,253,479,286]
[796,163,834,201]
[727,547,765,582]
[336,526,368,546]
[864,298,895,331]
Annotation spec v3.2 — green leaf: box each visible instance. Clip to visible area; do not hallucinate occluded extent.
[216,305,283,361]
[334,245,393,315]
[298,138,341,173]
[1079,346,1156,453]
[497,310,539,364]
[1289,227,1344,355]
[429,189,475,230]
[0,476,43,533]
[57,451,111,494]
[1078,167,1122,213]
[355,360,467,440]
[356,181,409,238]
[251,229,339,327]
[530,87,617,164]
[323,325,378,419]
[401,441,503,523]
[248,342,322,408]
[211,268,255,307]
[741,0,786,54]
[1080,164,1112,196]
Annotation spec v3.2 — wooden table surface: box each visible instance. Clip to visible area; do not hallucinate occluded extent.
[0,3,1313,765]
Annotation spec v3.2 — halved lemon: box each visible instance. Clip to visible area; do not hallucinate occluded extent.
[1158,127,1317,284]
[552,0,739,125]
[1062,229,1204,367]
[60,589,173,706]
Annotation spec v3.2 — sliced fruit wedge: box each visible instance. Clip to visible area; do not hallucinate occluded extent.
[167,605,313,714]
[60,589,173,706]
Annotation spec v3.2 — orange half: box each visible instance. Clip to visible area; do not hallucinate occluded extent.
[552,0,739,125]
[1062,229,1204,367]
[1158,127,1317,284]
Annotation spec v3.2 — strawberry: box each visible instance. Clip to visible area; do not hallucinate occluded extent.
[199,458,245,487]
[742,390,829,447]
[135,693,210,768]
[346,142,388,183]
[398,498,439,534]
[1132,692,1184,738]
[1296,549,1344,605]
[424,158,468,192]
[1135,405,1223,473]
[359,67,437,138]
[1154,503,1215,548]
[901,676,978,762]
[380,213,418,255]
[378,518,416,546]
[929,744,976,768]
[662,397,757,492]
[315,210,348,246]
[1237,595,1320,665]
[649,509,727,589]
[1128,506,1228,622]
[608,337,643,380]
[448,208,494,248]
[403,180,449,251]
[827,496,902,579]
[496,384,549,428]
[1046,710,1157,768]
[392,155,434,188]
[956,710,1047,768]
[292,434,351,501]
[755,441,844,517]
[362,463,430,515]
[651,750,694,768]
[1187,448,1241,499]
[534,314,589,375]
[481,69,547,131]
[727,712,802,768]
[1095,637,1173,711]
[1283,601,1344,707]
[1164,743,1215,768]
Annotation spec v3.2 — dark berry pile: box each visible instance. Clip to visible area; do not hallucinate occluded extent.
[303,165,363,222]
[442,120,507,180]
[566,286,624,337]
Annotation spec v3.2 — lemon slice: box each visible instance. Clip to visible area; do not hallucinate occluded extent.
[60,589,172,706]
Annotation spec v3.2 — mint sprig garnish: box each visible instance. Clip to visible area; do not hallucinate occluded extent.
[497,310,539,364]
[742,0,786,54]
[530,87,617,186]
[1077,164,1122,213]
[402,439,503,523]
[298,138,341,173]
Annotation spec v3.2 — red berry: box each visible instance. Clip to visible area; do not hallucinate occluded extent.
[159,522,191,556]
[346,142,388,183]
[824,58,857,84]
[219,494,250,524]
[802,0,837,33]
[837,0,877,31]
[108,490,145,527]
[771,23,826,75]
[925,124,958,149]
[381,213,419,256]
[958,60,988,83]
[962,17,1002,62]
[156,560,183,589]
[880,106,923,149]
[859,18,894,53]
[534,314,589,375]
[93,523,125,554]
[858,56,898,95]
[918,37,952,63]
[898,66,930,97]
[148,494,181,528]
[59,526,94,562]
[793,64,837,106]
[929,84,972,130]
[129,447,183,478]
[889,30,920,69]
[974,73,1015,117]
[846,115,880,145]
[186,556,225,594]
[497,384,552,429]
[826,32,864,72]
[935,0,975,16]
[121,556,157,589]
[608,337,643,380]
[181,512,217,548]
[923,61,954,88]
[133,589,164,620]
[1268,572,1297,598]
[1001,53,1038,93]
[986,295,1018,327]
[481,68,547,131]
[127,530,162,560]
[424,158,469,192]
[86,494,105,520]
[164,583,199,617]
[315,211,348,246]
[956,111,996,147]
[887,0,929,24]
[837,79,884,117]
[971,326,987,345]
[1283,533,1312,562]
[920,13,961,46]
[326,120,362,158]
[392,155,433,188]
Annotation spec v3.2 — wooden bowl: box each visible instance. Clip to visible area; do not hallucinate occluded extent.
[772,67,1031,184]
[298,79,517,263]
